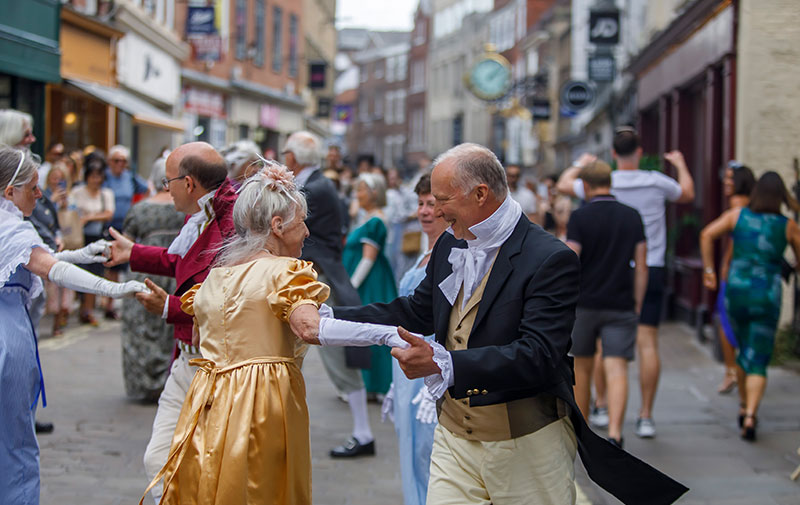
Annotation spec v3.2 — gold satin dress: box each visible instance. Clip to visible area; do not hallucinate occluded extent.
[149,257,329,505]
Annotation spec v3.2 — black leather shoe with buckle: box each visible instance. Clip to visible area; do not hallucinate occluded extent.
[35,421,54,434]
[329,437,375,458]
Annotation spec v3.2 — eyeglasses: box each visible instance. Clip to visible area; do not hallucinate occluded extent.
[110,158,127,164]
[161,175,186,190]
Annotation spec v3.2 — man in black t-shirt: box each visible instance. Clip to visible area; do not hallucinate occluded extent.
[566,159,647,448]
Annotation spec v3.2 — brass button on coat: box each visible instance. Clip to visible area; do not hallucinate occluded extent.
[481,390,488,395]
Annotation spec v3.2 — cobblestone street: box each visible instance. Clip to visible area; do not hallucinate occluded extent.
[36,320,800,504]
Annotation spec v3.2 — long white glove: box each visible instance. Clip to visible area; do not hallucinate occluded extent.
[48,261,149,298]
[381,383,395,423]
[412,386,438,424]
[349,257,374,289]
[318,317,412,348]
[53,239,111,264]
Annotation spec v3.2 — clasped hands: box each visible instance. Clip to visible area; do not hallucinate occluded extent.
[290,304,442,380]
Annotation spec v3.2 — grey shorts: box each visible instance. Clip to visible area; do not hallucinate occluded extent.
[571,307,638,360]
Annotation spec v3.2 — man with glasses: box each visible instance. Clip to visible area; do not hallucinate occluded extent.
[557,127,695,440]
[105,142,237,503]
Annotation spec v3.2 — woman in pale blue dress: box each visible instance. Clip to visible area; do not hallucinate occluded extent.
[383,173,448,505]
[0,147,147,504]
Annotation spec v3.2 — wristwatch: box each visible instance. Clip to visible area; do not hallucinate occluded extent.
[703,267,714,274]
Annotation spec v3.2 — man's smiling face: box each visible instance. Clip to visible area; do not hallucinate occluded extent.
[431,159,479,240]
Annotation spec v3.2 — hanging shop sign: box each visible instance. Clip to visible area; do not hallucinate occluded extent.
[309,63,327,89]
[317,97,332,118]
[465,50,512,101]
[529,98,551,120]
[333,104,353,124]
[560,80,595,112]
[259,104,280,129]
[589,9,620,45]
[186,7,216,35]
[184,87,226,118]
[117,33,180,106]
[588,54,616,82]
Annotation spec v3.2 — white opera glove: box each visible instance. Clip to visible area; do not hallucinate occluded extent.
[48,261,149,298]
[318,317,413,348]
[349,257,374,289]
[53,239,111,264]
[412,386,438,424]
[381,383,395,423]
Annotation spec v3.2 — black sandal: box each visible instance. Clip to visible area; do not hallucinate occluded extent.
[737,404,746,428]
[741,414,757,441]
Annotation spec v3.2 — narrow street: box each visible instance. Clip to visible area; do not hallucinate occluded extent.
[36,319,800,504]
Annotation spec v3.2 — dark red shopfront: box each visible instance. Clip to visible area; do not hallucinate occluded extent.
[628,0,736,329]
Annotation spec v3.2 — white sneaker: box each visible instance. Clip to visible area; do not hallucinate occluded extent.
[635,417,656,438]
[589,406,609,428]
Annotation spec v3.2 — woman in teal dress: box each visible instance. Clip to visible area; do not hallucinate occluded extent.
[701,171,800,441]
[343,173,397,395]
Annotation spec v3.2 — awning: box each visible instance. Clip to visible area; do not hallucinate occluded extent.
[66,78,185,132]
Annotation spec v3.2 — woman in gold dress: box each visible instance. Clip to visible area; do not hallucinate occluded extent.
[142,161,407,505]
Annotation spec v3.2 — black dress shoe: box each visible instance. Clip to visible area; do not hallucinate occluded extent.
[330,437,375,458]
[606,436,623,449]
[35,421,54,434]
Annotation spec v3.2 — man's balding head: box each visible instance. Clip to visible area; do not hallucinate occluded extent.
[164,142,227,214]
[284,131,322,172]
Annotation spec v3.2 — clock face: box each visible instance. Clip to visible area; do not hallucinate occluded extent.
[468,58,511,101]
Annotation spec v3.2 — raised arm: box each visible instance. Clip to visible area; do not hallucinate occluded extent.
[664,151,695,204]
[700,207,741,290]
[556,153,596,197]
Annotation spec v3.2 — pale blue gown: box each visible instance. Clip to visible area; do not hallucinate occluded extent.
[392,253,437,505]
[0,198,48,505]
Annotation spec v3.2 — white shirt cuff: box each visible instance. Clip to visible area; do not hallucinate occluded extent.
[573,178,585,200]
[161,296,170,319]
[423,340,454,399]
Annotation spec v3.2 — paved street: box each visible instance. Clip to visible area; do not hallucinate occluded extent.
[36,320,800,504]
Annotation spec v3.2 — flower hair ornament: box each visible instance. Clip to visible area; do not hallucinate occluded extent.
[237,157,300,208]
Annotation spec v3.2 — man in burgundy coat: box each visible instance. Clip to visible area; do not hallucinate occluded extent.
[106,142,236,503]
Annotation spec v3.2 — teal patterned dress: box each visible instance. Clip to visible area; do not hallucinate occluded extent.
[725,207,788,376]
[343,216,398,394]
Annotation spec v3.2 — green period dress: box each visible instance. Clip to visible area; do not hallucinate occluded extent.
[343,216,398,394]
[725,207,787,376]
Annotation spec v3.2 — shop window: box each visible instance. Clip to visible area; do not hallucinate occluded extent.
[254,0,265,67]
[239,124,250,140]
[235,0,246,60]
[272,7,283,72]
[289,14,298,78]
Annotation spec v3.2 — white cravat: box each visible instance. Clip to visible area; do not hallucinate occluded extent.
[167,190,217,258]
[438,196,522,309]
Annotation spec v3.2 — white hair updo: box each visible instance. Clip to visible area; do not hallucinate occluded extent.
[217,158,307,266]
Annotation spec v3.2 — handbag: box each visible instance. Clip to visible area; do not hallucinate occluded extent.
[401,230,422,255]
[58,209,84,250]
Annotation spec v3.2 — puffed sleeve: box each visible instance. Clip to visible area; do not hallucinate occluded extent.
[267,259,330,322]
[180,283,202,316]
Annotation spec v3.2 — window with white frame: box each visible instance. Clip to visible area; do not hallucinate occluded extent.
[409,108,424,148]
[383,137,393,167]
[375,60,385,80]
[396,90,406,124]
[360,65,368,83]
[385,92,394,124]
[411,60,425,93]
[394,135,406,166]
[413,19,426,46]
[397,53,408,81]
[374,92,383,119]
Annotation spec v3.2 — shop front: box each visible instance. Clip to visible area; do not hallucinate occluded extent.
[629,0,736,329]
[182,84,228,149]
[228,80,304,156]
[0,0,61,155]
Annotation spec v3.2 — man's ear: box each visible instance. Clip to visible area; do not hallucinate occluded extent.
[474,184,489,205]
[184,174,196,194]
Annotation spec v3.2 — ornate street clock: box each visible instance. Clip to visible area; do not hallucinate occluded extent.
[465,49,512,101]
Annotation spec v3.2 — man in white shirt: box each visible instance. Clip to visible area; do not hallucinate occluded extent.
[556,127,695,439]
[506,164,541,225]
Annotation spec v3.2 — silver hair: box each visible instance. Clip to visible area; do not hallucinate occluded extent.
[0,146,38,189]
[432,143,508,199]
[285,131,322,167]
[357,172,387,207]
[108,144,130,160]
[149,157,167,190]
[0,109,32,148]
[216,159,308,266]
[221,140,261,179]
